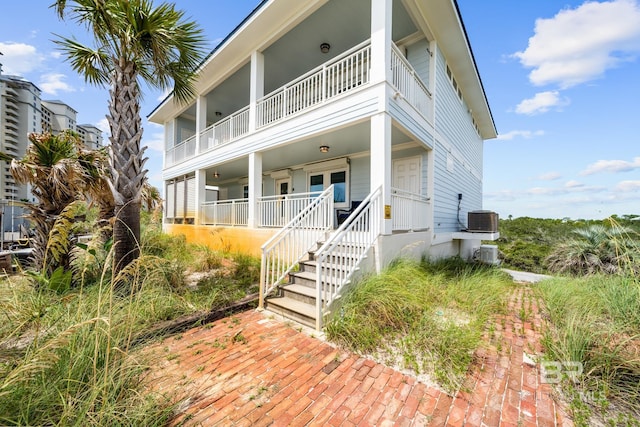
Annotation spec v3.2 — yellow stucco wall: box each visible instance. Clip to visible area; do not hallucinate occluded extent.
[164,224,278,257]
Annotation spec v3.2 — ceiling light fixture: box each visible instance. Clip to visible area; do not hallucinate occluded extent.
[213,171,220,178]
[319,145,330,153]
[215,111,222,117]
[320,42,330,54]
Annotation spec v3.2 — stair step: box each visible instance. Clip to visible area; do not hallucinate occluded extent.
[265,296,316,328]
[290,270,344,287]
[299,259,351,274]
[281,283,318,304]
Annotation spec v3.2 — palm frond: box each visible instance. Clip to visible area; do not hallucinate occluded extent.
[53,37,110,86]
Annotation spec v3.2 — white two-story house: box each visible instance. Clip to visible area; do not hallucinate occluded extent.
[149,0,498,329]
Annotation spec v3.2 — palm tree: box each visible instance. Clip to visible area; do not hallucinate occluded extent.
[5,131,105,275]
[546,225,634,276]
[53,0,206,274]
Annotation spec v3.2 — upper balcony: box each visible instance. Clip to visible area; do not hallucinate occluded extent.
[157,0,436,170]
[165,40,432,168]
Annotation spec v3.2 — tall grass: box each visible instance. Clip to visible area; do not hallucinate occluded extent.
[538,275,640,425]
[325,258,514,392]
[0,233,261,425]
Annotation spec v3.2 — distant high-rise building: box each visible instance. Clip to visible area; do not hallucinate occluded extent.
[77,124,103,150]
[41,99,78,134]
[0,66,104,236]
[0,73,42,234]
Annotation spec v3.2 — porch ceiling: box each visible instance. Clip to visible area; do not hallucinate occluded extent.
[152,0,419,123]
[204,122,414,186]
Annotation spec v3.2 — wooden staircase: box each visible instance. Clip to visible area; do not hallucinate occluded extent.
[264,239,363,328]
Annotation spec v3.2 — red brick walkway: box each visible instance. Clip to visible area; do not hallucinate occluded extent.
[146,286,573,426]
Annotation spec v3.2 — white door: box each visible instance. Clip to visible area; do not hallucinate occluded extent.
[393,156,421,193]
[275,178,291,225]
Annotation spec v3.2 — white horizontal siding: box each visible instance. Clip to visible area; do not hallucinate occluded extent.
[432,48,483,233]
[406,39,430,86]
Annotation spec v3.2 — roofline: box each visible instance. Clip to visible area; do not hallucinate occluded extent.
[147,0,270,120]
[452,0,497,137]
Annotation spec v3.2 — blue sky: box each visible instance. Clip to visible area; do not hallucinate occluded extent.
[1,0,639,220]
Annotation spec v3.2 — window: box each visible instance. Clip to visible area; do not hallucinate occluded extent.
[308,169,348,208]
[243,185,249,199]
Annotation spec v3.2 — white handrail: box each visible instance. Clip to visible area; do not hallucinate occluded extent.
[259,186,334,309]
[313,187,382,330]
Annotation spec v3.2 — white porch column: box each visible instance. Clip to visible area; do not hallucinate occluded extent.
[249,50,265,131]
[194,169,206,225]
[247,152,263,228]
[195,95,207,153]
[371,112,392,235]
[370,0,393,85]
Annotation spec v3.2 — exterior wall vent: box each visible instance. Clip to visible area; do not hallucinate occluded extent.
[467,210,499,232]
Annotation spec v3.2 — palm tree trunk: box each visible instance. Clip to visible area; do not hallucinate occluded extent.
[108,59,147,276]
[113,201,140,274]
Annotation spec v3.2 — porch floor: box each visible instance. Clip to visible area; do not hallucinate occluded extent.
[145,285,573,426]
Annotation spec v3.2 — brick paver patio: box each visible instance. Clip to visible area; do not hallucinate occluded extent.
[146,286,573,426]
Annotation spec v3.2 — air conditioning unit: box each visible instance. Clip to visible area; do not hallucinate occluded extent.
[479,244,499,265]
[468,210,499,232]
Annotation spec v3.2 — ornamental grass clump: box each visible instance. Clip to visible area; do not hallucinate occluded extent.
[326,258,513,392]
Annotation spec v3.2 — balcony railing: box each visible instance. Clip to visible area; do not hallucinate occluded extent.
[166,134,196,167]
[391,187,430,231]
[201,191,322,228]
[257,191,322,228]
[165,40,435,166]
[200,106,250,152]
[201,198,249,226]
[391,45,433,120]
[257,41,371,128]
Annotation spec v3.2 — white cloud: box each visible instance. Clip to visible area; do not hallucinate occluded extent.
[514,0,640,88]
[96,118,110,135]
[0,42,45,75]
[537,172,562,181]
[39,73,76,95]
[564,180,584,188]
[614,180,640,192]
[497,129,545,140]
[142,131,165,153]
[580,156,640,175]
[515,91,569,115]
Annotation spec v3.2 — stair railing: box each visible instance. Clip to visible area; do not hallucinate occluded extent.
[259,185,334,309]
[314,186,382,330]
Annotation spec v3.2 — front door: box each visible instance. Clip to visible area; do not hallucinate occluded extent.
[393,156,421,193]
[275,178,291,224]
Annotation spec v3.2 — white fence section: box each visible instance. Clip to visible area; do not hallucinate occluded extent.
[256,41,371,128]
[257,191,322,228]
[200,107,250,152]
[391,187,430,231]
[259,186,335,309]
[166,135,196,167]
[314,187,382,330]
[201,198,249,226]
[391,45,433,120]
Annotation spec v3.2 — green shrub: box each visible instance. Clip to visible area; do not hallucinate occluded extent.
[538,275,640,424]
[326,259,513,392]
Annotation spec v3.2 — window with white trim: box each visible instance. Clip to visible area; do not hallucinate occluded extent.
[308,169,348,208]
